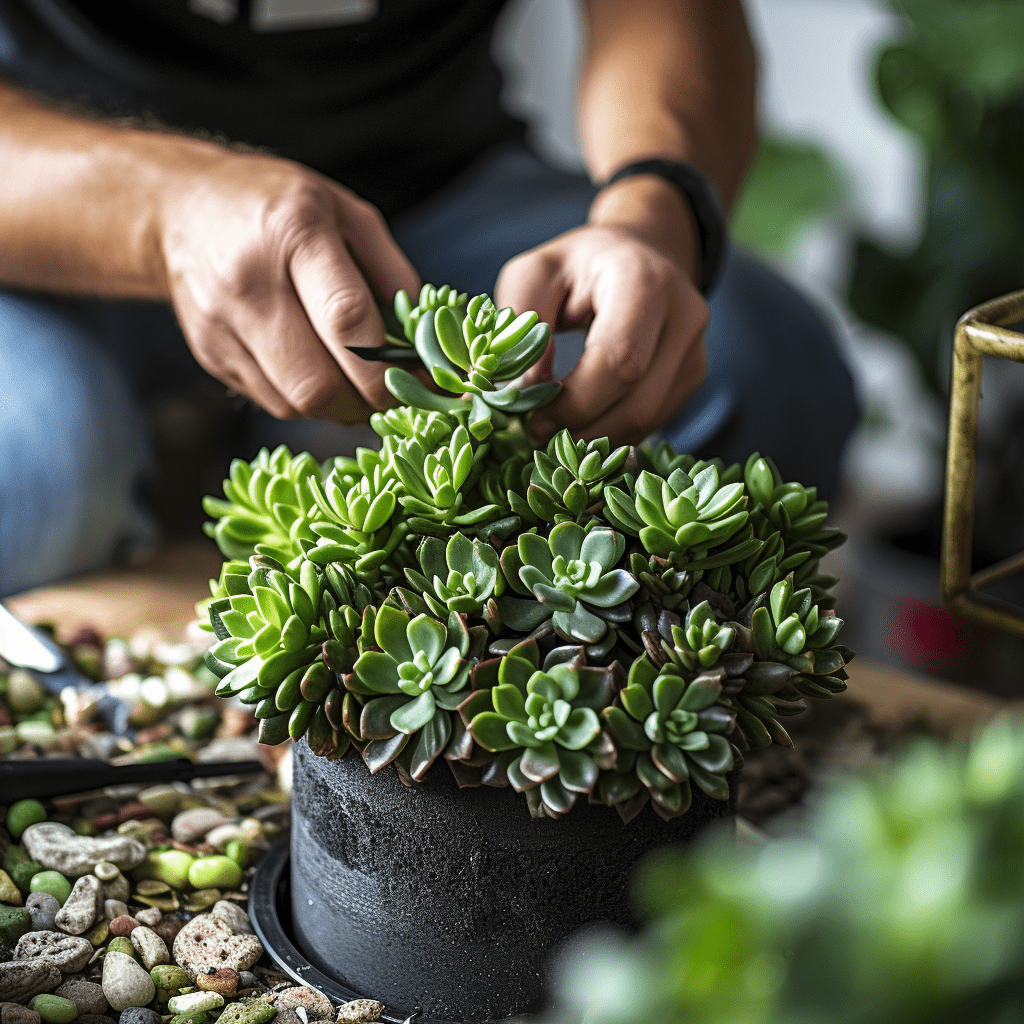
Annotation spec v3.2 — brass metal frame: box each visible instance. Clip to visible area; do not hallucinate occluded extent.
[943,289,1024,636]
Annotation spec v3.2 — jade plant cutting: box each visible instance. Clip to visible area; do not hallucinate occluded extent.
[200,283,854,821]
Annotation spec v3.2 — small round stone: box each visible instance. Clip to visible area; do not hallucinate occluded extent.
[52,980,106,1016]
[186,857,241,891]
[134,907,161,928]
[106,937,135,958]
[6,802,47,842]
[335,1000,383,1023]
[108,917,137,937]
[0,870,22,907]
[170,810,229,845]
[167,992,223,1015]
[118,1009,160,1024]
[25,894,59,932]
[237,972,258,991]
[27,996,77,1024]
[210,901,253,936]
[195,968,238,998]
[0,1002,42,1024]
[134,851,192,891]
[100,951,155,1012]
[149,965,189,993]
[128,926,169,970]
[102,901,127,922]
[29,873,71,907]
[218,1001,277,1024]
[275,987,332,1021]
[91,864,119,884]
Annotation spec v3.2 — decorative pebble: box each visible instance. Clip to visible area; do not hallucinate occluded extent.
[170,811,229,845]
[7,671,45,714]
[26,996,77,1024]
[102,901,127,922]
[14,932,93,974]
[0,961,62,1004]
[204,824,242,852]
[182,889,221,914]
[134,852,192,891]
[167,992,224,1015]
[218,1000,277,1024]
[6,802,47,842]
[275,988,332,1021]
[25,893,59,932]
[149,965,190,995]
[100,951,155,1012]
[128,926,169,970]
[171,915,263,982]
[0,871,22,907]
[137,785,180,819]
[105,937,135,959]
[151,916,184,946]
[0,907,30,945]
[134,907,161,927]
[237,972,258,991]
[195,968,238,998]
[107,917,138,937]
[53,980,106,1016]
[0,1002,42,1024]
[21,825,146,879]
[84,920,109,948]
[209,901,253,937]
[54,876,103,935]
[77,1017,116,1024]
[168,1012,211,1024]
[187,857,241,891]
[29,873,71,907]
[91,863,118,883]
[117,1008,161,1024]
[335,1001,383,1024]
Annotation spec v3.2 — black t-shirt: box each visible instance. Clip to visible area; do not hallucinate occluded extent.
[0,0,525,217]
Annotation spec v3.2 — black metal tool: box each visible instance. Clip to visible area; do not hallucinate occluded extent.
[0,602,135,737]
[0,756,266,802]
[346,345,422,366]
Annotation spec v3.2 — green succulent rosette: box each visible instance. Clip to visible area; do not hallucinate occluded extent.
[199,281,855,823]
[467,646,617,818]
[347,603,473,778]
[599,655,735,822]
[499,522,639,645]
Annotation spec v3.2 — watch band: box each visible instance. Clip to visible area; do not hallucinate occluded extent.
[600,158,727,295]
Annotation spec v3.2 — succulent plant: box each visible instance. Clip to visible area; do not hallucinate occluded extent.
[201,281,854,823]
[500,522,639,643]
[599,654,734,822]
[468,646,616,818]
[603,463,756,568]
[348,604,472,777]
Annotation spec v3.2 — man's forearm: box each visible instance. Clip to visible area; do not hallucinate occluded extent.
[580,0,757,207]
[0,78,216,299]
[579,0,757,281]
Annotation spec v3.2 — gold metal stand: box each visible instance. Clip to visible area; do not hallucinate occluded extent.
[943,289,1024,636]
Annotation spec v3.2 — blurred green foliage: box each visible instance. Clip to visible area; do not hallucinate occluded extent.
[848,0,1024,396]
[731,137,845,258]
[552,714,1024,1024]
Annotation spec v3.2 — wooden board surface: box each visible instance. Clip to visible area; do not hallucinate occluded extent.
[6,543,1011,734]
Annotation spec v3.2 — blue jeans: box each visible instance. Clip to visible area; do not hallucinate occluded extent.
[0,144,857,596]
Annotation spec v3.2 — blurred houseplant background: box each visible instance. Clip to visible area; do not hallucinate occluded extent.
[495,0,1024,693]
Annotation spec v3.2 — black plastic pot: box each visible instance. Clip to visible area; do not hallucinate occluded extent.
[288,739,734,1022]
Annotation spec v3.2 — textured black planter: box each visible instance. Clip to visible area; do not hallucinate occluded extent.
[289,739,734,1022]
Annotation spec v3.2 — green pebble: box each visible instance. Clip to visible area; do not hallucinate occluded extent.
[0,725,17,755]
[151,965,191,991]
[2,845,44,894]
[218,1001,277,1024]
[187,856,242,891]
[224,839,251,869]
[107,936,136,957]
[29,870,71,905]
[29,995,79,1024]
[0,905,30,944]
[136,849,194,890]
[6,799,47,841]
[169,1013,211,1024]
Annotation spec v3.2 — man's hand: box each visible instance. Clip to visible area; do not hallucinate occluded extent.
[496,176,709,446]
[158,151,419,422]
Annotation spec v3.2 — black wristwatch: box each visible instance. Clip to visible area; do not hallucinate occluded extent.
[599,158,727,295]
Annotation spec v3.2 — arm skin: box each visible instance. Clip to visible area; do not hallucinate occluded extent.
[0,78,418,421]
[496,0,758,445]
